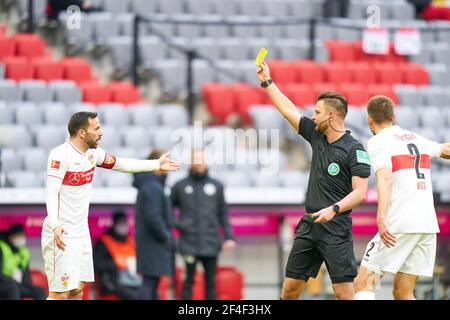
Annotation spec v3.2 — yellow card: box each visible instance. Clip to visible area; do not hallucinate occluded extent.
[255,47,268,66]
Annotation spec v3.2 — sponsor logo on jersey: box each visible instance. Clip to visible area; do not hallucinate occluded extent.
[61,273,70,287]
[50,160,61,170]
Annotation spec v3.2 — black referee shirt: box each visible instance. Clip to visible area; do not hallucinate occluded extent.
[299,116,371,214]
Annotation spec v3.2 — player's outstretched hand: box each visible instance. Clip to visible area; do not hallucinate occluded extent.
[159,152,180,171]
[377,219,396,248]
[256,60,271,83]
[311,206,335,224]
[53,226,68,251]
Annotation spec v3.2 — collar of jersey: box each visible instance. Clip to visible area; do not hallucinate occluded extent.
[66,139,86,155]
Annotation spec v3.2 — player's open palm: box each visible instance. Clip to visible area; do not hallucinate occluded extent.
[54,226,68,251]
[377,220,396,248]
[256,61,271,83]
[159,152,180,171]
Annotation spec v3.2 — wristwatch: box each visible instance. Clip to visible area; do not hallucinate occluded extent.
[332,204,340,215]
[260,78,273,88]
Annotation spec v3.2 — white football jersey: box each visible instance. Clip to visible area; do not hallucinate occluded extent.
[43,140,116,238]
[367,125,441,233]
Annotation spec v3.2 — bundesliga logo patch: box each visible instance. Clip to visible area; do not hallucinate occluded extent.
[50,160,61,170]
[328,163,340,176]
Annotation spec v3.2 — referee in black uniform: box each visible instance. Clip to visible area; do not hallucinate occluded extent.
[257,61,371,300]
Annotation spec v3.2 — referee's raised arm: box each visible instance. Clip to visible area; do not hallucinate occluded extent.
[257,61,302,132]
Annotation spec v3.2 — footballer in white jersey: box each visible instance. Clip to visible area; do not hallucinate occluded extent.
[42,112,180,299]
[354,96,450,300]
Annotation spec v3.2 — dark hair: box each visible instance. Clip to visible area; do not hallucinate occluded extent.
[367,95,395,124]
[147,149,165,160]
[8,223,24,236]
[68,112,98,137]
[317,91,348,119]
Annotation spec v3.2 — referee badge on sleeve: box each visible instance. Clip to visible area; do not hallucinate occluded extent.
[356,150,371,166]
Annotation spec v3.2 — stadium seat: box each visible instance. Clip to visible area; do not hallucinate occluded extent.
[6,171,41,188]
[35,125,67,149]
[349,62,376,85]
[326,40,355,62]
[281,83,316,107]
[20,148,47,172]
[267,60,296,84]
[42,103,69,125]
[13,33,45,59]
[103,171,133,188]
[3,56,33,81]
[340,83,370,106]
[220,38,248,61]
[368,84,398,104]
[394,84,422,107]
[32,58,64,82]
[128,104,159,127]
[274,39,310,61]
[98,125,123,149]
[0,37,15,59]
[249,105,284,134]
[30,269,48,296]
[158,104,189,128]
[99,103,130,126]
[15,102,43,125]
[60,58,93,84]
[312,83,340,98]
[216,266,244,300]
[202,83,236,124]
[231,83,264,123]
[18,80,50,103]
[395,106,421,129]
[121,126,151,149]
[0,125,33,148]
[402,63,429,86]
[48,80,82,104]
[420,106,446,128]
[151,126,179,150]
[0,102,12,124]
[279,170,309,188]
[420,86,446,107]
[221,170,253,187]
[90,12,120,45]
[321,62,351,83]
[375,63,403,85]
[0,148,22,172]
[0,79,19,102]
[81,82,111,104]
[108,81,140,104]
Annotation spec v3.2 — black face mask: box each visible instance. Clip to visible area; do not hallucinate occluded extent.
[190,170,207,180]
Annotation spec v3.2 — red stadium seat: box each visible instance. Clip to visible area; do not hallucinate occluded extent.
[158,276,170,300]
[321,62,351,83]
[3,56,33,81]
[32,58,64,81]
[385,43,407,63]
[267,60,296,84]
[202,83,236,124]
[353,41,385,63]
[340,83,370,106]
[13,33,45,59]
[216,266,244,300]
[375,63,403,85]
[231,83,264,123]
[82,281,91,300]
[326,40,355,62]
[312,83,340,98]
[281,83,316,107]
[293,60,323,84]
[349,62,376,85]
[108,81,140,104]
[30,269,48,296]
[0,23,6,37]
[402,63,429,86]
[0,37,15,59]
[60,57,93,84]
[368,84,399,104]
[81,82,111,104]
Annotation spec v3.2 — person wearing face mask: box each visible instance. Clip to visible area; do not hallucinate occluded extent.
[0,224,46,300]
[133,149,174,300]
[171,149,236,300]
[93,210,140,300]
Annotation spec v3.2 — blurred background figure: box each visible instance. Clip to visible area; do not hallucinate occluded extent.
[93,209,140,300]
[46,0,103,20]
[133,149,174,300]
[171,149,236,300]
[0,224,46,300]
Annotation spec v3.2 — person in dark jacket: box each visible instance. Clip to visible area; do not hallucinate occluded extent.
[93,210,140,300]
[171,149,236,300]
[0,224,46,300]
[133,149,174,300]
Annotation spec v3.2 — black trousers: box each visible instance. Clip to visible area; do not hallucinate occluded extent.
[137,276,160,300]
[182,256,218,300]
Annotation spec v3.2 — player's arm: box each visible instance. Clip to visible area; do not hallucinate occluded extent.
[96,150,179,172]
[440,143,450,159]
[46,153,68,250]
[257,61,301,132]
[374,168,396,247]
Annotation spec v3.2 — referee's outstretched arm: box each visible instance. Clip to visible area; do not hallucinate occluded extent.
[257,61,301,132]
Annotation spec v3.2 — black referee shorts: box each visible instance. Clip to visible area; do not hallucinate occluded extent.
[285,213,357,284]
